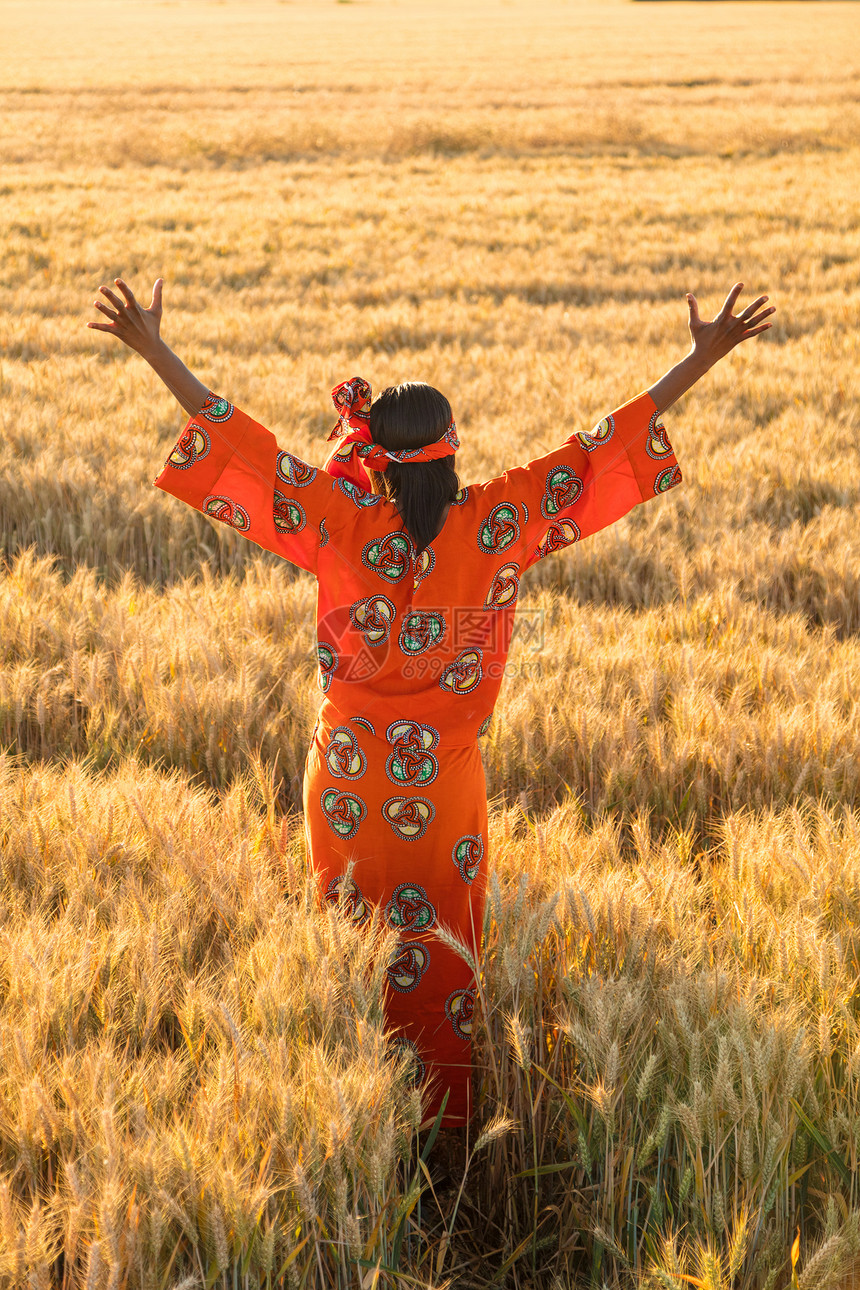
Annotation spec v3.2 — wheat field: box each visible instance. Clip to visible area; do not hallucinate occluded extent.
[2,0,860,1286]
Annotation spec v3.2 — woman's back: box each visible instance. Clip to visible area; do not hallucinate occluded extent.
[160,388,678,747]
[315,481,514,744]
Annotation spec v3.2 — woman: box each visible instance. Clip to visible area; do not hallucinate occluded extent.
[89,277,774,1126]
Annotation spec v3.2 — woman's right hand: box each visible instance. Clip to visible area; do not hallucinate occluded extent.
[687,282,775,369]
[646,283,775,413]
[88,277,163,358]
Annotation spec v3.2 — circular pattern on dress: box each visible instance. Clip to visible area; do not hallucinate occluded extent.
[273,491,307,534]
[203,495,250,532]
[350,595,396,647]
[320,789,367,840]
[388,1036,426,1086]
[386,941,432,993]
[484,562,520,610]
[451,487,470,506]
[439,648,483,695]
[399,610,446,655]
[654,464,681,494]
[323,727,367,779]
[576,414,614,452]
[362,531,414,583]
[200,396,234,423]
[412,546,435,587]
[168,424,210,470]
[533,518,581,561]
[385,720,440,787]
[319,518,330,547]
[477,713,493,738]
[324,874,371,926]
[276,451,317,487]
[385,882,438,930]
[478,503,520,555]
[317,642,338,693]
[540,465,583,518]
[645,414,673,460]
[352,716,376,735]
[381,797,436,842]
[452,834,484,885]
[445,987,476,1041]
[386,719,440,749]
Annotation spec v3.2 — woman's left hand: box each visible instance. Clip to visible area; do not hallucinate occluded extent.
[88,277,164,359]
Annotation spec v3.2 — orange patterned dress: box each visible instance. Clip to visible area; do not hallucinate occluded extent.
[154,389,680,1126]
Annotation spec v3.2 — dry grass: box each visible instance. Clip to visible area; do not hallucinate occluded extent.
[2,0,860,1285]
[4,553,860,838]
[4,757,860,1288]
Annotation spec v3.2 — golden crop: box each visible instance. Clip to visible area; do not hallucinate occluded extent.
[1,1,859,1286]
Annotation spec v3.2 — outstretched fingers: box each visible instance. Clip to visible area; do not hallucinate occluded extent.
[99,285,124,311]
[741,321,773,339]
[114,277,137,308]
[743,306,776,328]
[738,294,768,321]
[87,274,164,353]
[89,282,128,332]
[718,282,744,319]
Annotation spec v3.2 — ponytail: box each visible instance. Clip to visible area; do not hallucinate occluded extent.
[368,383,460,552]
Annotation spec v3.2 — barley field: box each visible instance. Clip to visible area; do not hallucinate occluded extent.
[2,0,860,1286]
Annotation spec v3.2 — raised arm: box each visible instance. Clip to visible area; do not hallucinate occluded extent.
[473,282,774,571]
[88,276,209,416]
[88,275,354,576]
[647,282,774,412]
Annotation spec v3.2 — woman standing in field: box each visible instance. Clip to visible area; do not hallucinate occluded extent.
[89,277,773,1128]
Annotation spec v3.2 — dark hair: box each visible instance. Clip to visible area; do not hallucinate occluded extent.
[368,382,460,552]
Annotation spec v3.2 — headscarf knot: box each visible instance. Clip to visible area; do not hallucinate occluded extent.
[324,376,459,487]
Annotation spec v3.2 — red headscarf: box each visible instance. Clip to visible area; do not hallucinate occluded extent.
[323,377,459,491]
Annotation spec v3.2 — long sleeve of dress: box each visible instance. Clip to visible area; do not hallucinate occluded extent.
[474,390,681,570]
[152,392,349,576]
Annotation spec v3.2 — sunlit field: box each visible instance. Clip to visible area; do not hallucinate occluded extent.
[2,1,860,1286]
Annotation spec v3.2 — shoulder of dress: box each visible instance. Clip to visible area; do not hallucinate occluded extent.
[451,481,489,505]
[317,482,401,544]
